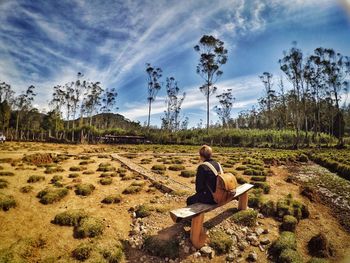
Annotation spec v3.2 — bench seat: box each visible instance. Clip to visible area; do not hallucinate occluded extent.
[169,183,254,248]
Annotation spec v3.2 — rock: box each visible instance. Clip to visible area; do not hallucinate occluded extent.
[226,228,235,235]
[183,246,190,254]
[236,258,244,263]
[193,251,201,258]
[263,228,269,234]
[247,251,258,262]
[226,253,235,262]
[238,241,248,251]
[260,237,270,245]
[200,245,213,256]
[258,213,264,219]
[255,227,264,236]
[258,245,265,252]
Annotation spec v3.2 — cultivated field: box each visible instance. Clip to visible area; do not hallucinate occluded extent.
[0,142,350,263]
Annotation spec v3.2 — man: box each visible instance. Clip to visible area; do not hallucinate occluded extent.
[186,145,221,205]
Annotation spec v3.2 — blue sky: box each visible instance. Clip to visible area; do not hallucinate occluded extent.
[0,0,350,127]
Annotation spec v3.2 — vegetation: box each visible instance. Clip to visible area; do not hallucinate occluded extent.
[20,185,34,193]
[0,178,9,189]
[72,244,92,261]
[231,209,258,227]
[99,177,113,185]
[308,233,334,258]
[179,170,196,178]
[27,175,45,183]
[0,171,14,176]
[52,210,89,226]
[37,187,68,204]
[270,231,297,258]
[143,236,179,259]
[281,215,298,232]
[74,217,105,238]
[209,230,232,254]
[101,194,122,204]
[75,184,95,196]
[0,193,16,211]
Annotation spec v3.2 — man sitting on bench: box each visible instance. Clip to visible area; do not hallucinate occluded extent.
[186,145,221,206]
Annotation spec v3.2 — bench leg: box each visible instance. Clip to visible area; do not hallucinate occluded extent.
[238,192,248,210]
[190,213,207,249]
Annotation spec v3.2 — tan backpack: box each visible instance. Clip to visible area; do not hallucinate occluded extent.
[203,162,237,205]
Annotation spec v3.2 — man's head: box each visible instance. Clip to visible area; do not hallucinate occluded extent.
[199,145,212,161]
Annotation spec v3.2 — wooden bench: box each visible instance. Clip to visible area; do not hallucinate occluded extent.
[169,183,254,249]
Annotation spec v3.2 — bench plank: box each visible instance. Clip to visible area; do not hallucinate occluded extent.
[170,183,254,223]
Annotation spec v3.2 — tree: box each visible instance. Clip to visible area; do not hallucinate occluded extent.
[82,82,103,126]
[279,42,304,148]
[194,35,228,133]
[14,85,36,139]
[100,87,118,129]
[71,72,85,142]
[162,77,185,131]
[259,72,276,127]
[315,48,350,145]
[214,89,235,128]
[146,63,162,128]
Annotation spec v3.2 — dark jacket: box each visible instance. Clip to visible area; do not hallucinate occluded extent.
[195,159,220,197]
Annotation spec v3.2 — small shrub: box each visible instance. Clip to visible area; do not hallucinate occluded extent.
[101,194,122,204]
[209,230,232,254]
[0,193,16,211]
[82,170,94,175]
[260,200,276,217]
[27,175,45,183]
[308,233,334,258]
[281,215,298,232]
[102,245,124,263]
[236,165,247,171]
[79,160,95,165]
[168,164,185,171]
[37,187,68,204]
[141,158,152,164]
[244,168,264,176]
[179,170,196,178]
[100,177,113,185]
[251,176,266,182]
[131,181,146,187]
[97,163,116,172]
[74,217,104,238]
[122,185,142,194]
[151,165,166,171]
[44,166,64,174]
[50,175,63,183]
[135,204,153,218]
[231,209,258,227]
[253,182,270,194]
[72,244,92,261]
[75,184,95,196]
[270,231,297,256]
[143,236,179,259]
[0,179,9,189]
[52,210,89,226]
[70,166,86,172]
[278,248,303,263]
[236,175,247,184]
[248,189,263,208]
[68,173,80,178]
[20,185,33,193]
[0,171,14,176]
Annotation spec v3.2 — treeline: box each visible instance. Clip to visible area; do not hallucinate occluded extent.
[236,44,350,148]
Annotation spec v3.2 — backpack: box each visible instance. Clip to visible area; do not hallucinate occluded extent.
[203,161,237,205]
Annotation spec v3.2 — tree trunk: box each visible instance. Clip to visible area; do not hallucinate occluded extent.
[147,100,152,128]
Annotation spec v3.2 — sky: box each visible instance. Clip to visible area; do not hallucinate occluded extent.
[0,0,350,127]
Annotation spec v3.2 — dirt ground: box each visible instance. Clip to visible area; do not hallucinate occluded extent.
[0,142,350,262]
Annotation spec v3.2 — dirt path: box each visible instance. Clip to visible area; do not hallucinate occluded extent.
[111,153,193,194]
